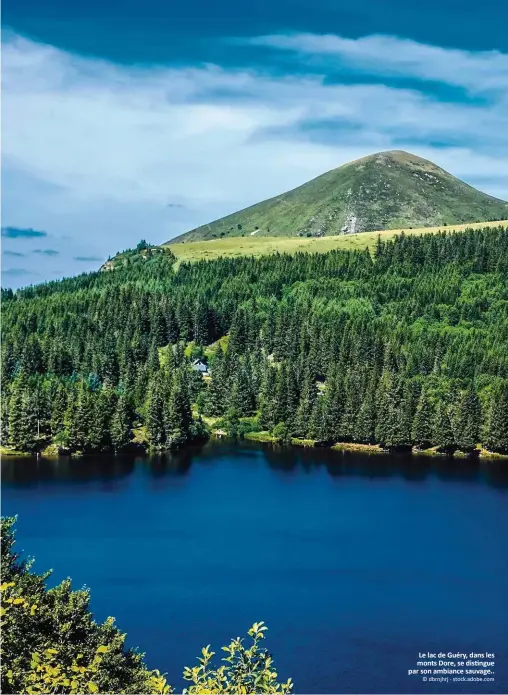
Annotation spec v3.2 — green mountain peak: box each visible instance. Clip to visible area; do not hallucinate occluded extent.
[169,150,508,243]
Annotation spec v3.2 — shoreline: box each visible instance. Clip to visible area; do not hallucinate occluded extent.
[242,433,508,461]
[2,438,508,462]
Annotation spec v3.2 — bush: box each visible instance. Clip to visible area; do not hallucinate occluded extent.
[272,422,293,444]
[1,518,292,694]
[0,517,166,695]
[183,622,292,694]
[213,414,261,439]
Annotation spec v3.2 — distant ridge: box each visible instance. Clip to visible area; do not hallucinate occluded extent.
[168,150,508,243]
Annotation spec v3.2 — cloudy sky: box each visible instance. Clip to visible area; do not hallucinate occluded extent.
[2,0,508,287]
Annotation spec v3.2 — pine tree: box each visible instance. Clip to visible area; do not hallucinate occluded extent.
[8,376,39,452]
[484,383,508,453]
[66,382,96,451]
[453,388,481,451]
[146,373,166,448]
[111,395,132,450]
[376,372,411,448]
[1,388,10,445]
[294,369,317,438]
[229,365,255,416]
[375,370,392,446]
[411,386,434,449]
[19,389,40,452]
[207,345,228,416]
[340,368,362,441]
[146,339,160,373]
[259,366,277,431]
[151,303,169,346]
[309,397,327,441]
[165,368,192,445]
[8,376,26,450]
[323,365,343,441]
[273,363,290,425]
[193,301,209,346]
[432,400,455,452]
[50,382,68,440]
[20,336,44,374]
[1,341,17,392]
[91,390,113,450]
[354,375,376,444]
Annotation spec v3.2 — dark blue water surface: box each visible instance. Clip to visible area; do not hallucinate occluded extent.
[2,440,508,694]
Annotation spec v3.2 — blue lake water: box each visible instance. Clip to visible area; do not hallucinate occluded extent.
[2,440,508,693]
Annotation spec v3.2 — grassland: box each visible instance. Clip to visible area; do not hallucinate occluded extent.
[166,219,508,264]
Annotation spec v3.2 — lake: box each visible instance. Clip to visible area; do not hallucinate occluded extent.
[2,440,508,694]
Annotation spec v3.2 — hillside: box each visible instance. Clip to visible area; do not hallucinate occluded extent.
[4,225,508,458]
[167,220,508,264]
[169,150,508,243]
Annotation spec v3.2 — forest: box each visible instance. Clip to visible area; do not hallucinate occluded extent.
[2,226,508,455]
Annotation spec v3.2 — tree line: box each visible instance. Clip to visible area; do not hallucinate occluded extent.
[2,226,508,454]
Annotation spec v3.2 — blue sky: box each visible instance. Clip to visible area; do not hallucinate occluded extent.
[2,0,508,287]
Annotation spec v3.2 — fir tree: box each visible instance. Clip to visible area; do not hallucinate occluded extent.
[229,365,255,416]
[340,368,362,441]
[146,373,166,448]
[50,382,68,440]
[309,397,328,441]
[376,372,411,448]
[207,345,228,416]
[259,366,277,431]
[322,365,343,442]
[432,400,455,452]
[8,376,39,452]
[294,369,317,438]
[66,383,96,451]
[7,376,26,450]
[111,395,132,450]
[484,383,508,453]
[453,388,481,451]
[165,368,192,444]
[411,386,434,449]
[354,375,377,444]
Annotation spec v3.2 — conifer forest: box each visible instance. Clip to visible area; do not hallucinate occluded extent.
[2,226,508,456]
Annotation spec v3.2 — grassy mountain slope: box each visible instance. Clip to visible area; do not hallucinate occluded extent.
[167,220,508,263]
[169,150,508,243]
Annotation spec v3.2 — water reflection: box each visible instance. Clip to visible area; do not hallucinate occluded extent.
[0,449,198,487]
[1,455,135,487]
[2,439,507,489]
[250,441,508,489]
[145,450,193,477]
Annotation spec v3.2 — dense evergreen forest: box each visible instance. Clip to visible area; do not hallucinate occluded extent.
[2,226,508,455]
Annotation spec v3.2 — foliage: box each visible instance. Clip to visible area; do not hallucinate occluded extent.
[0,518,171,695]
[1,518,291,695]
[3,226,508,455]
[182,623,292,695]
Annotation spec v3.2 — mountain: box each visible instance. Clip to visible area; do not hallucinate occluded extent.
[169,150,508,243]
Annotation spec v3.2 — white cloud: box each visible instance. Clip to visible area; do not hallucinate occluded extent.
[250,33,508,95]
[2,31,507,286]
